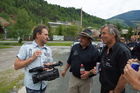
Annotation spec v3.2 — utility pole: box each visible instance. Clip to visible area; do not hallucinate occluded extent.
[80,8,82,28]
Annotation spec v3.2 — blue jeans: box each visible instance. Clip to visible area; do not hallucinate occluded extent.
[26,87,46,93]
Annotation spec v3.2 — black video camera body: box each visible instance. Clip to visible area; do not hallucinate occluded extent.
[29,61,63,84]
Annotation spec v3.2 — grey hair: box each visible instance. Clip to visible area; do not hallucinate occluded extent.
[101,24,121,42]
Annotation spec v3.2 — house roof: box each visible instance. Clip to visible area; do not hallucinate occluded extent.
[0,17,10,27]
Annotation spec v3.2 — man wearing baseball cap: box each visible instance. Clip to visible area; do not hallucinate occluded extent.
[61,29,100,93]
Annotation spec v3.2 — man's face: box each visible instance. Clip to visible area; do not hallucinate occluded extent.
[100,27,115,44]
[38,28,49,44]
[79,36,90,47]
[131,36,136,42]
[120,37,125,43]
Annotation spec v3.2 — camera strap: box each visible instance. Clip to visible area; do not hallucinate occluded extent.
[40,81,43,91]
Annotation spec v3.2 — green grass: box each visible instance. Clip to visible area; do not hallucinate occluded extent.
[47,42,72,46]
[0,42,22,49]
[0,42,23,46]
[0,46,12,49]
[0,69,24,93]
[0,42,72,47]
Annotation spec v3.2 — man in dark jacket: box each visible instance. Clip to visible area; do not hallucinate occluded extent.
[99,24,131,93]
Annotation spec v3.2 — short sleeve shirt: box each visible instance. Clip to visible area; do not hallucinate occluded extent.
[17,41,53,90]
[67,43,100,78]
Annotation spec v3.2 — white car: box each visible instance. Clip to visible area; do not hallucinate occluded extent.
[71,40,98,47]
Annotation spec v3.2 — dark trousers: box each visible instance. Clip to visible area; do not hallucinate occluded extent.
[101,86,125,93]
[26,87,46,93]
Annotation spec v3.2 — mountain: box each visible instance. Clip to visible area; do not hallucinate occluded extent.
[107,10,140,27]
[0,0,105,28]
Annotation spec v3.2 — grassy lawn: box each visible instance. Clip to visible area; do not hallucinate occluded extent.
[47,42,72,46]
[0,46,12,49]
[0,42,73,48]
[0,69,24,93]
[0,42,23,46]
[0,42,22,49]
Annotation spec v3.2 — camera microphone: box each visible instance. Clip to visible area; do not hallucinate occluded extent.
[44,61,63,68]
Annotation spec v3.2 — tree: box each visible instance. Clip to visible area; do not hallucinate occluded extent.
[56,25,63,35]
[126,27,134,40]
[7,8,35,40]
[116,23,122,32]
[54,25,79,36]
[63,25,79,36]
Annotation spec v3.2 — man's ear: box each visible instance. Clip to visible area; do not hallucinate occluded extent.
[36,32,41,39]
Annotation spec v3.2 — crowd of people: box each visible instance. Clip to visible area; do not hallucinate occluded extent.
[14,24,140,93]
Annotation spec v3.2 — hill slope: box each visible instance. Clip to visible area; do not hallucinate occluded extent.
[107,10,140,27]
[0,0,105,28]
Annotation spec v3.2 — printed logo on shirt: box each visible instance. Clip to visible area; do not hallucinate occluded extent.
[29,49,32,57]
[102,57,112,68]
[44,52,50,57]
[105,62,112,67]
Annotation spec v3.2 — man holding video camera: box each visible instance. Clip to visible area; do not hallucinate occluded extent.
[14,25,53,93]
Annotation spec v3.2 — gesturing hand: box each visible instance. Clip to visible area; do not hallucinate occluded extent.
[32,50,42,60]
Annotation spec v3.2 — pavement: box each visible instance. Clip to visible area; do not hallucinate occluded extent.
[18,87,26,93]
[0,45,138,93]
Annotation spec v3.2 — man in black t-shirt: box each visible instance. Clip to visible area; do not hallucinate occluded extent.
[131,42,140,60]
[61,29,100,93]
[99,24,131,93]
[127,36,138,58]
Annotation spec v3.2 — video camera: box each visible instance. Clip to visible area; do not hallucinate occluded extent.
[29,61,63,84]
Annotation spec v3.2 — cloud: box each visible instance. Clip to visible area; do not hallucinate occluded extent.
[46,0,140,19]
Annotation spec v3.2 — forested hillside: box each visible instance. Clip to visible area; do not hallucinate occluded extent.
[0,0,106,38]
[108,10,140,27]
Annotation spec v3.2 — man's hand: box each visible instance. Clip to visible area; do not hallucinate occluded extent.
[61,70,67,77]
[61,64,70,77]
[109,90,114,93]
[80,71,89,79]
[44,62,54,66]
[124,63,140,82]
[124,63,140,90]
[43,62,54,70]
[32,50,42,60]
[127,58,139,64]
[91,67,97,74]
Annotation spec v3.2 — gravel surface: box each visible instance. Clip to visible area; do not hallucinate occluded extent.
[0,46,138,93]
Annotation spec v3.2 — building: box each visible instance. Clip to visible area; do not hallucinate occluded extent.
[48,21,71,27]
[0,17,10,39]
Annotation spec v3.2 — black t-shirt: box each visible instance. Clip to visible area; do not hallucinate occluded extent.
[127,41,138,48]
[131,42,140,60]
[100,42,131,90]
[67,43,100,78]
[127,41,138,58]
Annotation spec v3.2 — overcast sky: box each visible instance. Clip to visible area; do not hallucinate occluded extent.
[46,0,140,19]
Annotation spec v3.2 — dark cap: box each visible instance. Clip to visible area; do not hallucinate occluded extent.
[79,29,93,40]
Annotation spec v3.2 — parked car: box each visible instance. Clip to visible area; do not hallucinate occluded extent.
[71,40,105,53]
[71,40,80,47]
[71,40,98,47]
